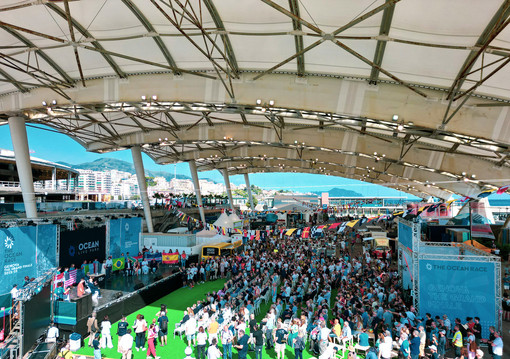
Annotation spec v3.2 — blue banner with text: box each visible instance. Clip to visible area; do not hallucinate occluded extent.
[398,221,414,252]
[0,225,58,294]
[109,218,142,257]
[419,259,496,338]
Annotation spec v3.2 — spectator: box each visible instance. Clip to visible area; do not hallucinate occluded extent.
[118,329,134,359]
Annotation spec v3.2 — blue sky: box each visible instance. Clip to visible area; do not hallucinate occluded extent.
[0,124,417,198]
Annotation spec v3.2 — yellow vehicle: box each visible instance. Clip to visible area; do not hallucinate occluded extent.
[222,240,244,257]
[201,242,232,261]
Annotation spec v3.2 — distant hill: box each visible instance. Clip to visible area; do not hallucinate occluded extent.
[313,187,363,197]
[57,158,193,182]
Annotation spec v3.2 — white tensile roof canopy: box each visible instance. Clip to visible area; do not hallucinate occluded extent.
[0,0,510,200]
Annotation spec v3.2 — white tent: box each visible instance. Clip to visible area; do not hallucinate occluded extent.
[195,229,217,238]
[213,212,233,228]
[196,229,230,245]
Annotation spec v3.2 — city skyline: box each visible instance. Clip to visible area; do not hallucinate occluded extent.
[0,124,418,198]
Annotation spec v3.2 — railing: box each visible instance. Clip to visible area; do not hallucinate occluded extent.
[0,181,75,193]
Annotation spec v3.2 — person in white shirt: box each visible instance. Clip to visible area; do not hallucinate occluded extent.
[118,329,134,359]
[10,285,18,301]
[100,315,114,349]
[378,336,392,359]
[491,331,503,359]
[207,338,222,359]
[341,322,352,345]
[196,326,208,359]
[319,322,331,354]
[185,314,197,347]
[46,322,59,343]
[184,346,196,359]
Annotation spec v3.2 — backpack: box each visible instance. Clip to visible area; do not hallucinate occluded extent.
[160,317,168,332]
[296,337,305,350]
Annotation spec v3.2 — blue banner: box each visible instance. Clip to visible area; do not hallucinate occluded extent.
[109,218,142,257]
[401,249,413,290]
[0,225,57,294]
[398,221,414,252]
[419,259,496,338]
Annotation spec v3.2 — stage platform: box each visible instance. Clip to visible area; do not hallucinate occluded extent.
[58,266,183,341]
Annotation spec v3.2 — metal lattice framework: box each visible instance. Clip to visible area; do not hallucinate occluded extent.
[0,0,510,199]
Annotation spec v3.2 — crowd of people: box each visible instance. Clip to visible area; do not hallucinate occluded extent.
[167,229,503,359]
[65,224,503,359]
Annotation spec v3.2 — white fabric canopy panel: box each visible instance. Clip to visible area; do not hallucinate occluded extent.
[0,0,509,200]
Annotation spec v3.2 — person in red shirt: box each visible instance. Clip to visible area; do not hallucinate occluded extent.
[77,279,86,297]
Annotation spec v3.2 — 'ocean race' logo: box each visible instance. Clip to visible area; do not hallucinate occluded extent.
[125,222,130,232]
[426,263,432,271]
[4,236,14,250]
[69,245,76,257]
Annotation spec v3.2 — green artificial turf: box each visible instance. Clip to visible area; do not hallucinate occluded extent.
[74,279,351,359]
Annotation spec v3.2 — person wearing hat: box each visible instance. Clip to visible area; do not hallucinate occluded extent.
[184,346,195,359]
[428,345,438,359]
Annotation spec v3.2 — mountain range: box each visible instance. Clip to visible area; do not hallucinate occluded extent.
[313,187,363,197]
[57,158,194,182]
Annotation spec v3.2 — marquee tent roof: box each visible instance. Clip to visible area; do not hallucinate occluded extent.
[212,212,232,228]
[1,0,510,199]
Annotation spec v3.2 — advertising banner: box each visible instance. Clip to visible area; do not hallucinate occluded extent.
[0,224,58,294]
[419,259,496,338]
[398,221,414,252]
[109,218,142,257]
[59,227,106,268]
[400,249,413,290]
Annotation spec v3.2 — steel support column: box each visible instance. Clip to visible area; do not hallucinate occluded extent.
[8,116,37,218]
[51,167,57,190]
[222,169,235,212]
[188,160,207,225]
[131,146,154,232]
[244,173,254,209]
[67,172,71,191]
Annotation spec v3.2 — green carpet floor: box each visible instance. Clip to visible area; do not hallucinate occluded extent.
[74,279,349,359]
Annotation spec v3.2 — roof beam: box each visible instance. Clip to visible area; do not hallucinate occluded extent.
[288,0,305,77]
[62,0,86,87]
[0,67,27,92]
[369,0,396,84]
[120,0,181,76]
[0,26,74,84]
[45,2,127,79]
[202,0,239,75]
[447,0,510,101]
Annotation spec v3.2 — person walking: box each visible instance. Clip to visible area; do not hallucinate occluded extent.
[452,325,463,358]
[234,329,249,359]
[274,323,288,359]
[133,314,148,351]
[100,315,114,349]
[196,326,208,359]
[293,330,306,359]
[87,312,99,347]
[252,324,265,359]
[146,323,159,359]
[118,329,134,359]
[158,310,169,346]
[220,325,233,359]
[93,333,101,359]
[207,338,222,359]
